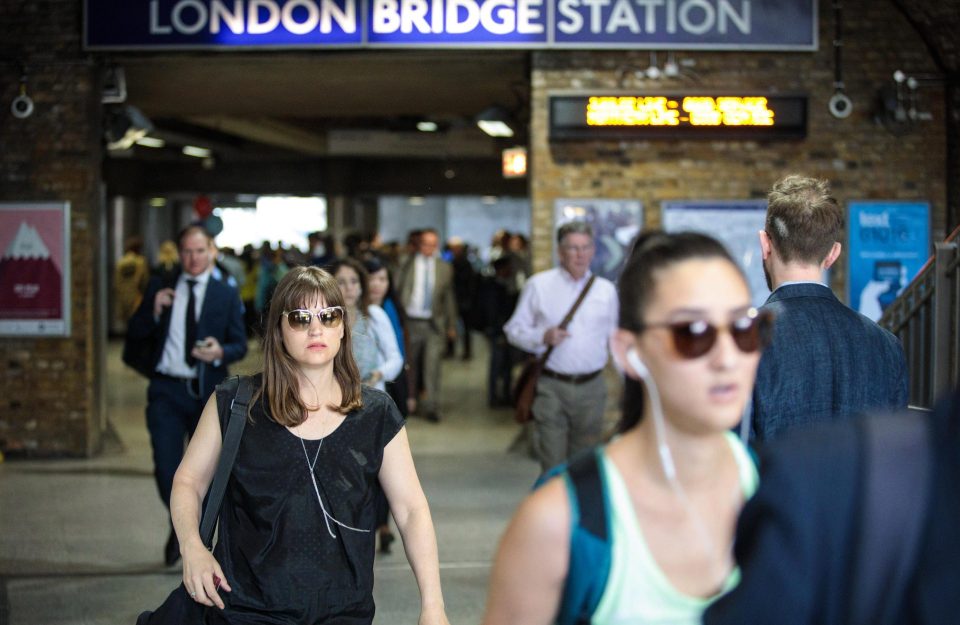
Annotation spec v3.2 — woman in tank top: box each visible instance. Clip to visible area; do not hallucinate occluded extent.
[170,266,450,625]
[483,231,772,625]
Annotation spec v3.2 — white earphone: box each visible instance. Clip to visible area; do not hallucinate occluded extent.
[625,346,650,380]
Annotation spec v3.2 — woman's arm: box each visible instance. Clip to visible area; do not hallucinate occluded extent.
[378,428,450,625]
[170,393,233,609]
[481,478,571,625]
[369,304,403,383]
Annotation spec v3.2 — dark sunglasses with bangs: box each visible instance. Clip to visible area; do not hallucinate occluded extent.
[641,307,774,359]
[282,306,345,330]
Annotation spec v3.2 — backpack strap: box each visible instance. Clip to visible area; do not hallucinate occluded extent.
[555,448,612,625]
[198,375,254,547]
[848,412,932,625]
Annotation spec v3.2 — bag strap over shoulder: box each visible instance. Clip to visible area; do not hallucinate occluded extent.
[199,375,254,547]
[556,447,612,625]
[849,412,932,625]
[538,275,597,368]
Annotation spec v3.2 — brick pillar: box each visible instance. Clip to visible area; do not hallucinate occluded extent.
[1,1,106,456]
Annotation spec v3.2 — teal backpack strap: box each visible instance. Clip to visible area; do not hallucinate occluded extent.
[554,448,612,625]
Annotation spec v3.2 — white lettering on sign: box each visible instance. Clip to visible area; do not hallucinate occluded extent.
[554,0,750,36]
[149,0,356,35]
[859,212,891,228]
[370,0,542,34]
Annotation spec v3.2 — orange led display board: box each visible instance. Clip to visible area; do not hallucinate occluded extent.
[550,93,807,140]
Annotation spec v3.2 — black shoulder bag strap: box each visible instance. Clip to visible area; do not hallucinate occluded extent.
[198,375,254,547]
[849,412,932,625]
[537,275,597,369]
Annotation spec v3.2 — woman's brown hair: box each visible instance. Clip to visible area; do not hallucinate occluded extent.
[255,266,363,425]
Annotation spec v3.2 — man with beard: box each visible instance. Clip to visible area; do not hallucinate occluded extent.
[750,175,908,442]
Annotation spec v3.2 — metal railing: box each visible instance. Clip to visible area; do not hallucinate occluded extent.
[879,227,960,408]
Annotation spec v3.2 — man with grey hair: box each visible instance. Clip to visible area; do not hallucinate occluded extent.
[751,174,908,441]
[504,221,619,470]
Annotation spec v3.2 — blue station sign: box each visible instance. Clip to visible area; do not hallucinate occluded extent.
[84,0,817,50]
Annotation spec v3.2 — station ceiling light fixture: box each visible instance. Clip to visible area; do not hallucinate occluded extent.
[476,106,515,138]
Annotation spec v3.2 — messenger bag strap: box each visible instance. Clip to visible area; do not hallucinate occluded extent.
[537,275,597,368]
[199,375,254,547]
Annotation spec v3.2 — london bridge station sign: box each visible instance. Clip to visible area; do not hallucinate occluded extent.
[85,0,815,50]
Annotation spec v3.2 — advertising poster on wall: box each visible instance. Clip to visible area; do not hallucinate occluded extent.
[662,200,769,307]
[554,198,643,282]
[0,202,72,337]
[847,201,930,321]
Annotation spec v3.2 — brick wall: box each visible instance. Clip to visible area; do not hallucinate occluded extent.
[1,1,105,456]
[529,0,949,295]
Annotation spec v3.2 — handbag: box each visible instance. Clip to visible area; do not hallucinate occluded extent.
[512,276,596,424]
[135,375,254,625]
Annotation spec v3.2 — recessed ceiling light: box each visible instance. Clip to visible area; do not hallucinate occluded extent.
[416,121,439,132]
[135,136,165,148]
[182,145,212,158]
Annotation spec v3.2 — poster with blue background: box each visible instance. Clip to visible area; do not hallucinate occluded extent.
[847,201,930,322]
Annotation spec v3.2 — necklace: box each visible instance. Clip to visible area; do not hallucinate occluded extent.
[296,421,370,539]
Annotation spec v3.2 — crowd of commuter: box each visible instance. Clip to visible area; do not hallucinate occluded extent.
[116,175,959,625]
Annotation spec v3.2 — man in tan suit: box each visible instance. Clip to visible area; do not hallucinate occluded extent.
[397,228,458,422]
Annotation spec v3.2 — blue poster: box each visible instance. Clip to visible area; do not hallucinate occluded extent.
[847,201,930,322]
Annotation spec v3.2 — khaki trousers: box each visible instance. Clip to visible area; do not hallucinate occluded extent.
[531,374,607,471]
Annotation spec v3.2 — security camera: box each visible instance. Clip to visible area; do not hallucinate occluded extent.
[829,92,853,119]
[11,94,34,119]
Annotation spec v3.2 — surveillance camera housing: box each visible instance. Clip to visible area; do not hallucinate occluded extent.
[829,92,853,119]
[11,94,34,119]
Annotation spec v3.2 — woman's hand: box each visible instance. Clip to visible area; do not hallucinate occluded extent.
[181,540,232,609]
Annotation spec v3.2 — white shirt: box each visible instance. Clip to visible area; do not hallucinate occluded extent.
[156,269,212,378]
[503,267,618,375]
[406,254,437,320]
[368,304,403,391]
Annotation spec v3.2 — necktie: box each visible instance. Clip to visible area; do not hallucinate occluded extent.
[185,279,198,366]
[422,260,433,313]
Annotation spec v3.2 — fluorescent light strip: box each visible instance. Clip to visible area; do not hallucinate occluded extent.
[477,120,514,138]
[135,136,165,148]
[182,145,212,158]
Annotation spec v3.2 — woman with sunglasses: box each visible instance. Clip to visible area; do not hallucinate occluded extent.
[330,258,403,393]
[482,231,771,625]
[170,266,450,625]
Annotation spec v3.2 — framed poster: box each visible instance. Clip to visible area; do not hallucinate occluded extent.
[554,198,643,282]
[662,200,769,308]
[847,201,930,321]
[0,202,72,336]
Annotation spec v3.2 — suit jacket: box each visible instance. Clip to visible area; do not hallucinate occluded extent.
[752,283,908,442]
[704,390,960,625]
[396,255,458,334]
[126,271,247,399]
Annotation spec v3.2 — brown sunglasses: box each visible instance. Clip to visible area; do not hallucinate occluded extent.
[282,306,345,330]
[641,307,774,359]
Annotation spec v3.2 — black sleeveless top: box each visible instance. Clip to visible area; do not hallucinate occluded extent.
[208,377,405,624]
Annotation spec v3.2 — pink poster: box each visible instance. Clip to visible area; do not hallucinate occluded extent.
[0,202,71,336]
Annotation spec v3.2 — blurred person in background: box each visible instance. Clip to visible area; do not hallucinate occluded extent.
[114,235,150,329]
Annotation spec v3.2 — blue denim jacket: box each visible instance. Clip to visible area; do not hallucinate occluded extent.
[751,283,909,442]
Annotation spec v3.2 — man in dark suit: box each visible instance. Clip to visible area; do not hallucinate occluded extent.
[126,224,247,564]
[704,388,960,625]
[395,228,457,421]
[751,175,908,441]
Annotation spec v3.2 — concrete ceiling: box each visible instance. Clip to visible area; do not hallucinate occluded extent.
[116,50,530,161]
